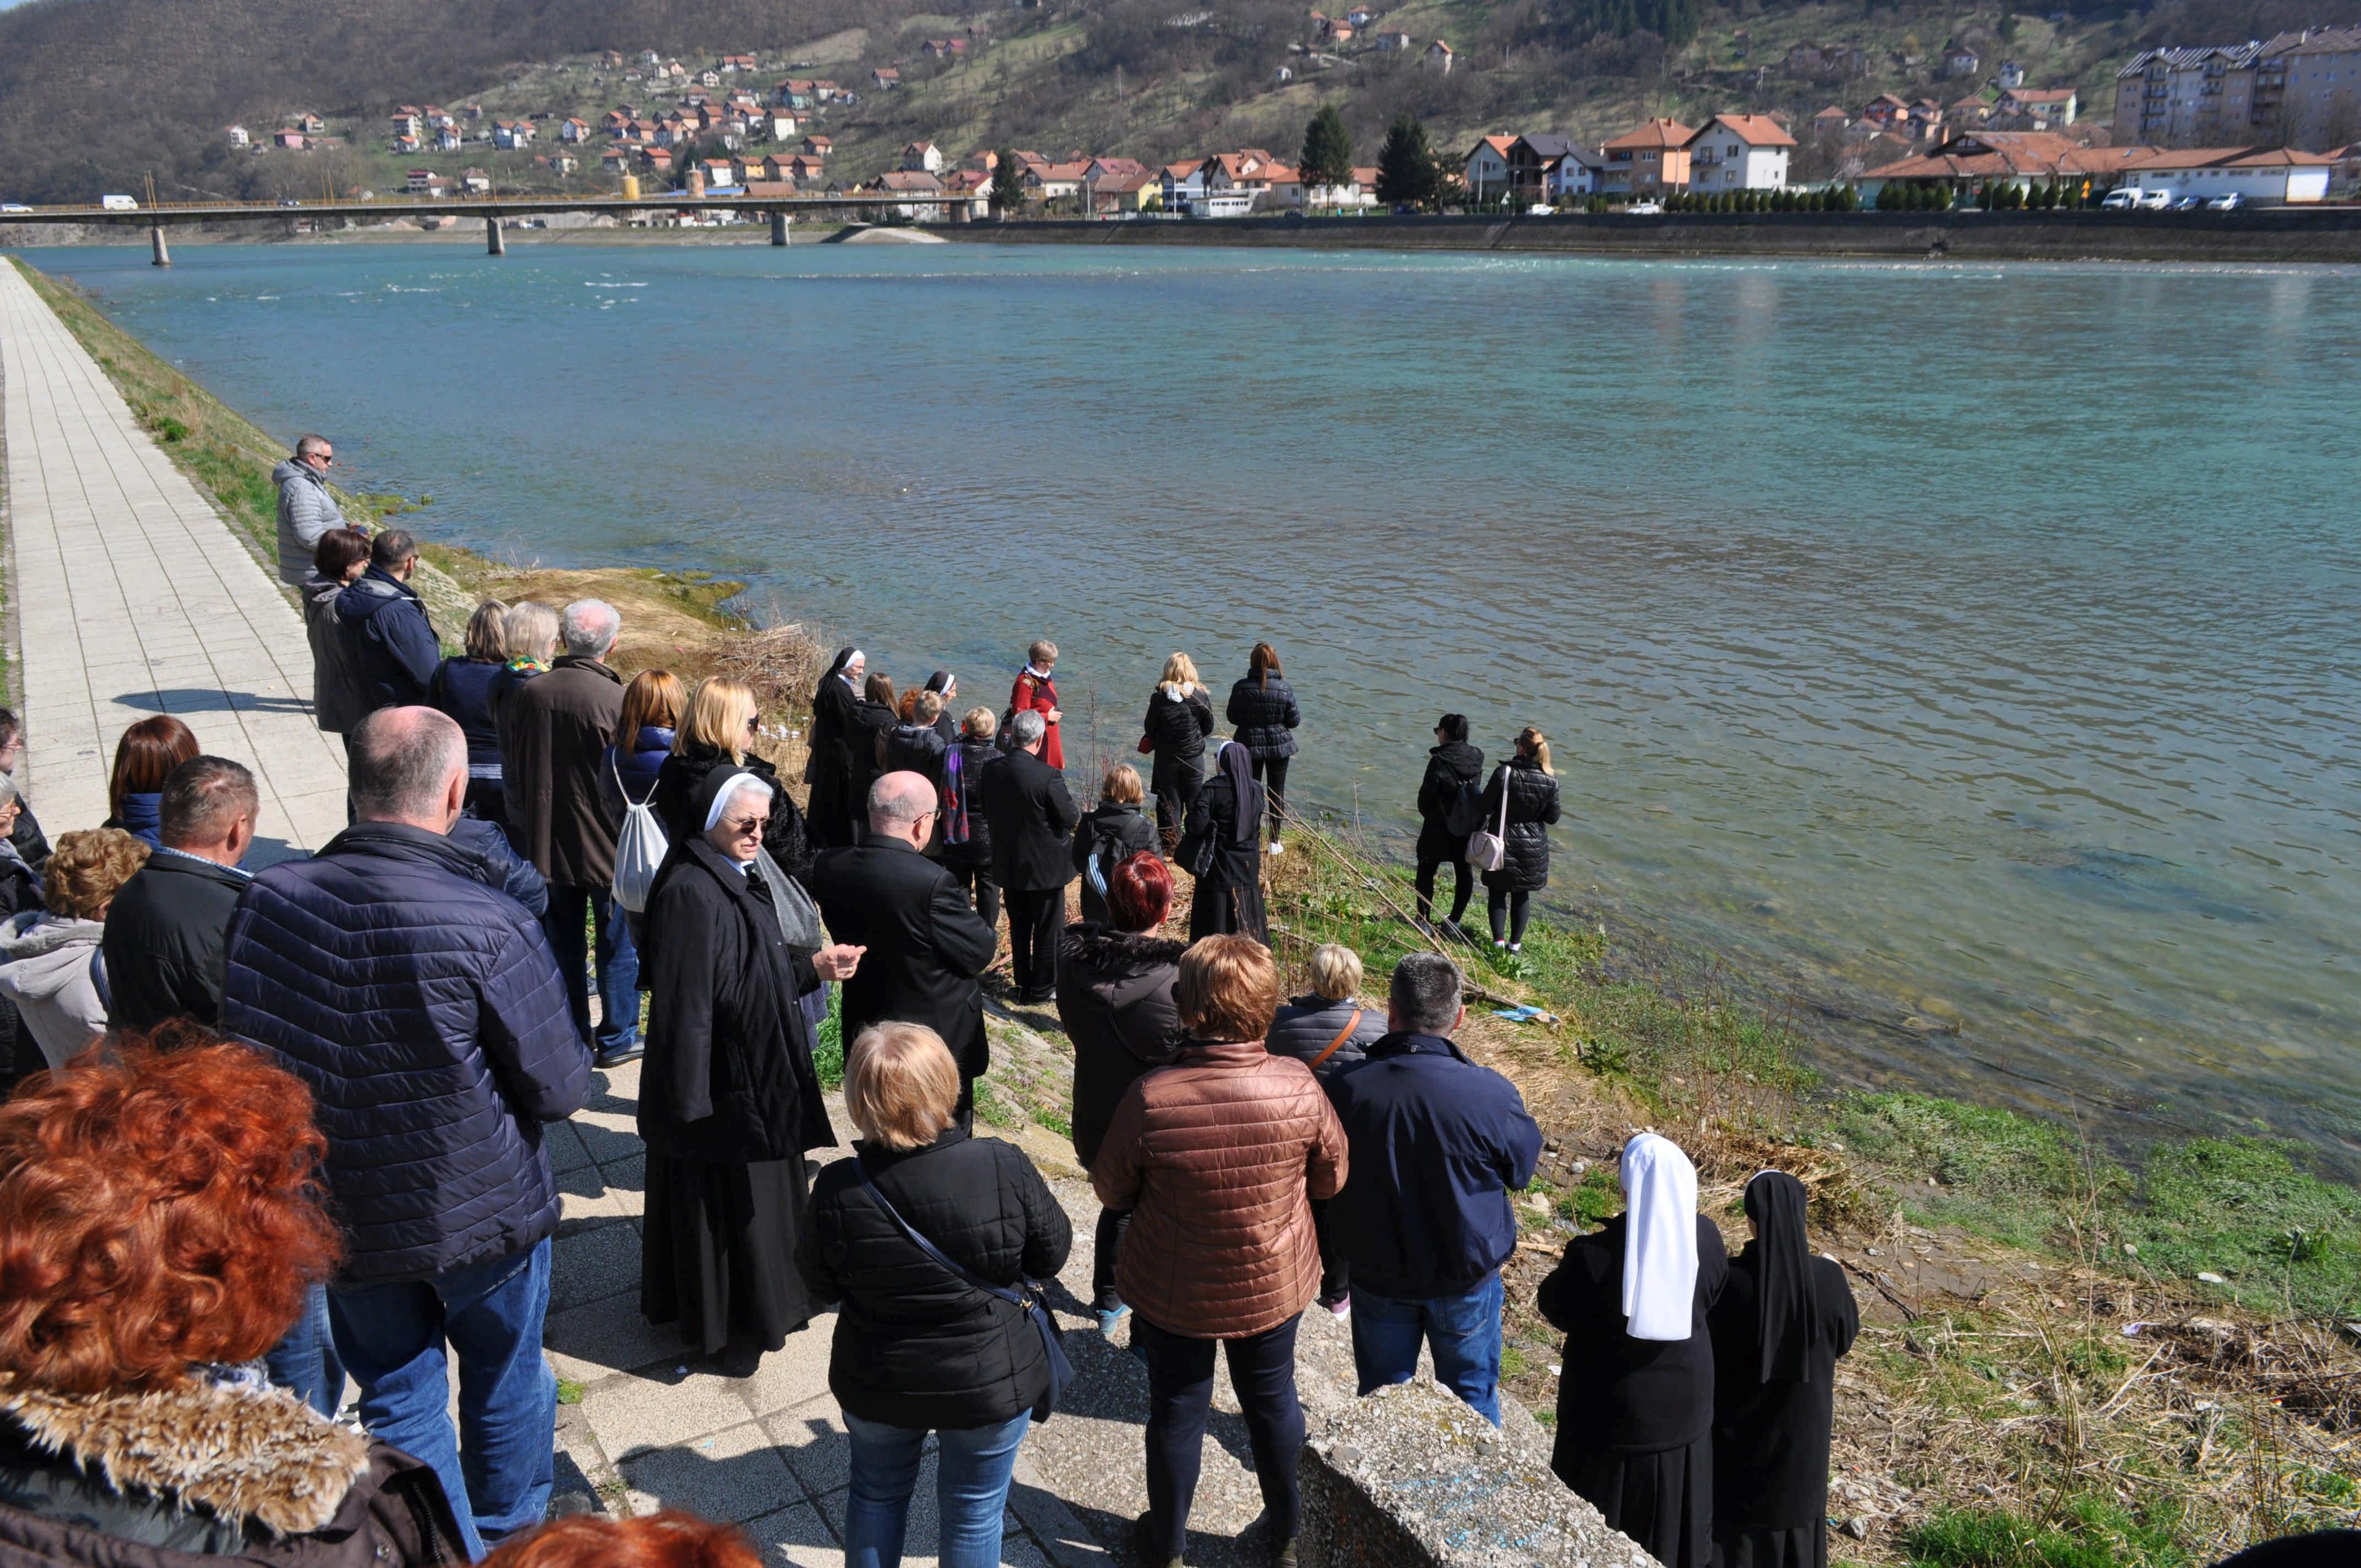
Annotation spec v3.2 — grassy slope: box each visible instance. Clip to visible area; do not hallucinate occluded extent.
[16,256,2359,1568]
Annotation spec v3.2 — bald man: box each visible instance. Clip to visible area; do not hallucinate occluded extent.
[807,769,999,1122]
[223,705,587,1556]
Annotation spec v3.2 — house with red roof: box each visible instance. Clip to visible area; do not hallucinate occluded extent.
[1602,117,1695,193]
[1683,113,1797,190]
[1463,134,1516,205]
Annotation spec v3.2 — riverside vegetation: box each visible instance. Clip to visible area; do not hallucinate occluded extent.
[12,255,2359,1567]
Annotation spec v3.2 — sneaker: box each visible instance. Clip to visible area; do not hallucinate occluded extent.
[593,1042,645,1069]
[1508,941,1523,954]
[1319,1292,1350,1318]
[1133,1513,1184,1568]
[1274,1539,1299,1568]
[1492,940,1508,951]
[1096,1303,1131,1339]
[1267,839,1285,856]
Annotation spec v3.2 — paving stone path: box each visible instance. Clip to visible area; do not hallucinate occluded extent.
[0,261,349,858]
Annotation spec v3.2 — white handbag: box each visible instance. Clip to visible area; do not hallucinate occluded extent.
[1465,766,1511,873]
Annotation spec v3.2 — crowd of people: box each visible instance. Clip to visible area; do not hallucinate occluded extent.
[0,449,1878,1568]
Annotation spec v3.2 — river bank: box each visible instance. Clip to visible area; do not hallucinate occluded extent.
[11,253,2356,1566]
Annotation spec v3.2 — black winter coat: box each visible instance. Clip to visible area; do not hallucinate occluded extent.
[1144,686,1214,766]
[1054,924,1185,1166]
[1070,802,1157,926]
[981,748,1079,895]
[1226,675,1301,761]
[807,840,997,1082]
[98,851,248,1031]
[1415,741,1485,863]
[939,740,1002,869]
[638,837,834,1163]
[223,823,590,1285]
[879,721,948,788]
[1173,772,1266,941]
[653,745,813,882]
[332,569,441,718]
[800,1127,1073,1431]
[1479,756,1562,893]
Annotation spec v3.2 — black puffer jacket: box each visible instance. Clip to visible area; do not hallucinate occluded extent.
[1415,740,1485,863]
[1069,803,1157,927]
[1478,756,1562,893]
[1265,993,1388,1080]
[801,1127,1073,1431]
[1226,675,1301,761]
[1055,923,1186,1166]
[1144,684,1214,762]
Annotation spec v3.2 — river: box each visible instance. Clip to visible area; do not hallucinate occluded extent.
[18,240,2359,1164]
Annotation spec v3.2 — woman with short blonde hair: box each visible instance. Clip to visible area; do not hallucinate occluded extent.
[435,600,514,823]
[500,602,560,667]
[1145,655,1215,855]
[1480,726,1564,954]
[1093,933,1347,1566]
[1074,765,1156,927]
[1265,940,1388,1314]
[673,677,759,763]
[0,828,150,1067]
[802,1023,1072,1568]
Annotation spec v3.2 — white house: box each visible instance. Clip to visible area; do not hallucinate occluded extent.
[435,126,464,152]
[1305,167,1378,208]
[900,140,945,173]
[1548,145,1605,199]
[1463,134,1514,204]
[1160,159,1209,211]
[1682,113,1795,189]
[2114,146,2333,204]
[226,124,250,148]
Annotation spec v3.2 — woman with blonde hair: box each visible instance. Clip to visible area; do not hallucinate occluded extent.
[434,598,512,825]
[652,677,809,878]
[0,828,148,1067]
[1071,763,1157,926]
[939,708,1004,927]
[1477,726,1562,954]
[1142,652,1214,854]
[802,1023,1071,1568]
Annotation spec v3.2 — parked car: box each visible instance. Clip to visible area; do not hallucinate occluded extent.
[2100,188,2140,210]
[2207,192,2246,211]
[1526,202,1554,216]
[0,202,30,213]
[1626,199,1664,214]
[2172,195,2204,211]
[2136,189,2172,210]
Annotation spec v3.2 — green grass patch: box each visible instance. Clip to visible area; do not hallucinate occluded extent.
[1836,1093,2129,1251]
[813,988,845,1091]
[1903,1497,2192,1568]
[554,1377,585,1406]
[2120,1137,2361,1318]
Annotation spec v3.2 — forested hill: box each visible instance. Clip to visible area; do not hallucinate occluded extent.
[2,0,2357,205]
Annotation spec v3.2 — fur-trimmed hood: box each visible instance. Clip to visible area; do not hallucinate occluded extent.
[1,1376,370,1538]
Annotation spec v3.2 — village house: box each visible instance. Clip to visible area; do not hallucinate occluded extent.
[599,147,632,172]
[698,69,722,88]
[1683,113,1796,190]
[295,113,326,134]
[701,157,743,189]
[1860,92,1910,129]
[1995,86,2078,127]
[644,147,675,176]
[876,168,946,220]
[390,108,424,140]
[1813,105,1850,133]
[1345,3,1377,23]
[226,124,250,148]
[901,140,945,173]
[1191,148,1299,213]
[560,117,591,143]
[405,169,453,195]
[1998,60,2026,89]
[435,126,464,151]
[1160,158,1209,211]
[1601,116,1695,194]
[461,168,491,194]
[802,134,833,159]
[275,129,310,150]
[1304,165,1379,208]
[1372,30,1413,51]
[1944,46,1980,77]
[1949,93,1993,126]
[1506,133,1600,204]
[872,67,901,89]
[1463,134,1515,204]
[494,120,536,149]
[1424,39,1455,72]
[1024,157,1092,205]
[786,154,827,181]
[1857,130,2124,200]
[719,53,757,73]
[2110,145,2333,203]
[1321,17,1356,44]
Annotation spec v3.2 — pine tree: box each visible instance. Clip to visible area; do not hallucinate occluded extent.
[1300,104,1353,196]
[989,146,1026,218]
[1375,114,1438,210]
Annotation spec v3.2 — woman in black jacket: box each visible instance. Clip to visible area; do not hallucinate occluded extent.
[1479,726,1564,953]
[1144,653,1214,855]
[800,1023,1072,1568]
[1055,850,1185,1332]
[654,678,812,881]
[639,766,860,1363]
[1707,1171,1859,1568]
[1414,713,1485,938]
[939,708,1005,929]
[1225,642,1300,852]
[1070,764,1158,927]
[1173,741,1267,943]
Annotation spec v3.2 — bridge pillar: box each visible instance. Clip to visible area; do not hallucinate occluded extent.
[486,216,505,256]
[770,210,791,247]
[149,224,170,267]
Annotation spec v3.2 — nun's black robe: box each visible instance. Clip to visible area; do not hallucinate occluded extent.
[1538,1213,1729,1568]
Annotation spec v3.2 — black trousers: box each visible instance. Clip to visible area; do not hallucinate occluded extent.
[1489,888,1533,944]
[1250,754,1290,840]
[1310,1197,1349,1302]
[1415,855,1474,926]
[946,855,1001,930]
[1136,1312,1305,1561]
[1092,1206,1131,1311]
[1004,885,1063,999]
[1152,757,1204,853]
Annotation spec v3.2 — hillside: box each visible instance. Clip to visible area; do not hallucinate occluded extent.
[2,0,2359,206]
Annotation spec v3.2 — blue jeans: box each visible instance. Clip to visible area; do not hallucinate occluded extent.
[1349,1271,1505,1426]
[842,1409,1030,1568]
[328,1240,556,1558]
[263,1281,344,1419]
[548,885,638,1052]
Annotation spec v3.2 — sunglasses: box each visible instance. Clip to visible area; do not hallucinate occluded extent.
[726,815,770,834]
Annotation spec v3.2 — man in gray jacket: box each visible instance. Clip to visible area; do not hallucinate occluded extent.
[274,433,347,585]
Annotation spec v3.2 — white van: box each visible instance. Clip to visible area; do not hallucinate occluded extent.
[99,194,138,211]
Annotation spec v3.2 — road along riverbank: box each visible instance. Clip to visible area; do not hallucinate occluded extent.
[949,207,2361,264]
[10,255,2358,1564]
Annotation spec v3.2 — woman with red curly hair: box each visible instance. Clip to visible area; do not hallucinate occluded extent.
[481,1510,761,1567]
[0,1033,470,1566]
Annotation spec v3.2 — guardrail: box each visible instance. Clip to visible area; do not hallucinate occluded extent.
[0,194,974,223]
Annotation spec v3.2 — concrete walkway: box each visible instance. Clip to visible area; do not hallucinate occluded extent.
[0,261,347,858]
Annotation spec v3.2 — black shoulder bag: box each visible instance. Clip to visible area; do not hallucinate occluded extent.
[853,1160,1074,1422]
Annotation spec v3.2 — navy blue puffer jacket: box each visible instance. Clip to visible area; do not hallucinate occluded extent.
[222,823,591,1284]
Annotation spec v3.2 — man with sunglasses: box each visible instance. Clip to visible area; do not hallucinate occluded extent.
[274,433,349,586]
[809,770,998,1125]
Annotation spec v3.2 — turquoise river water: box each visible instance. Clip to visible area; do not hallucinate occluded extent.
[19,241,2359,1165]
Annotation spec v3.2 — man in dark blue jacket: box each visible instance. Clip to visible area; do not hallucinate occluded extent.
[1324,951,1543,1425]
[334,528,441,718]
[223,706,588,1558]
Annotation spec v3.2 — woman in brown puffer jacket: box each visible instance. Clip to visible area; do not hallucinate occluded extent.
[1091,934,1348,1568]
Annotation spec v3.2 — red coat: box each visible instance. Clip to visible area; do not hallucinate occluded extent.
[1010,669,1063,770]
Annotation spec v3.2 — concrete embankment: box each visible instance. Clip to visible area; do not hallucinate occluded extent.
[946,207,2361,264]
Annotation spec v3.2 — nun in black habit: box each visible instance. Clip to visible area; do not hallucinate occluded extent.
[1538,1133,1728,1568]
[805,647,866,849]
[1707,1170,1861,1568]
[1173,738,1267,942]
[638,766,864,1361]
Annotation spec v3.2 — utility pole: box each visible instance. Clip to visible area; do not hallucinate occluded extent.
[145,173,168,266]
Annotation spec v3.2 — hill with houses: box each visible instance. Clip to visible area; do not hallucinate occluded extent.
[1,0,2358,209]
